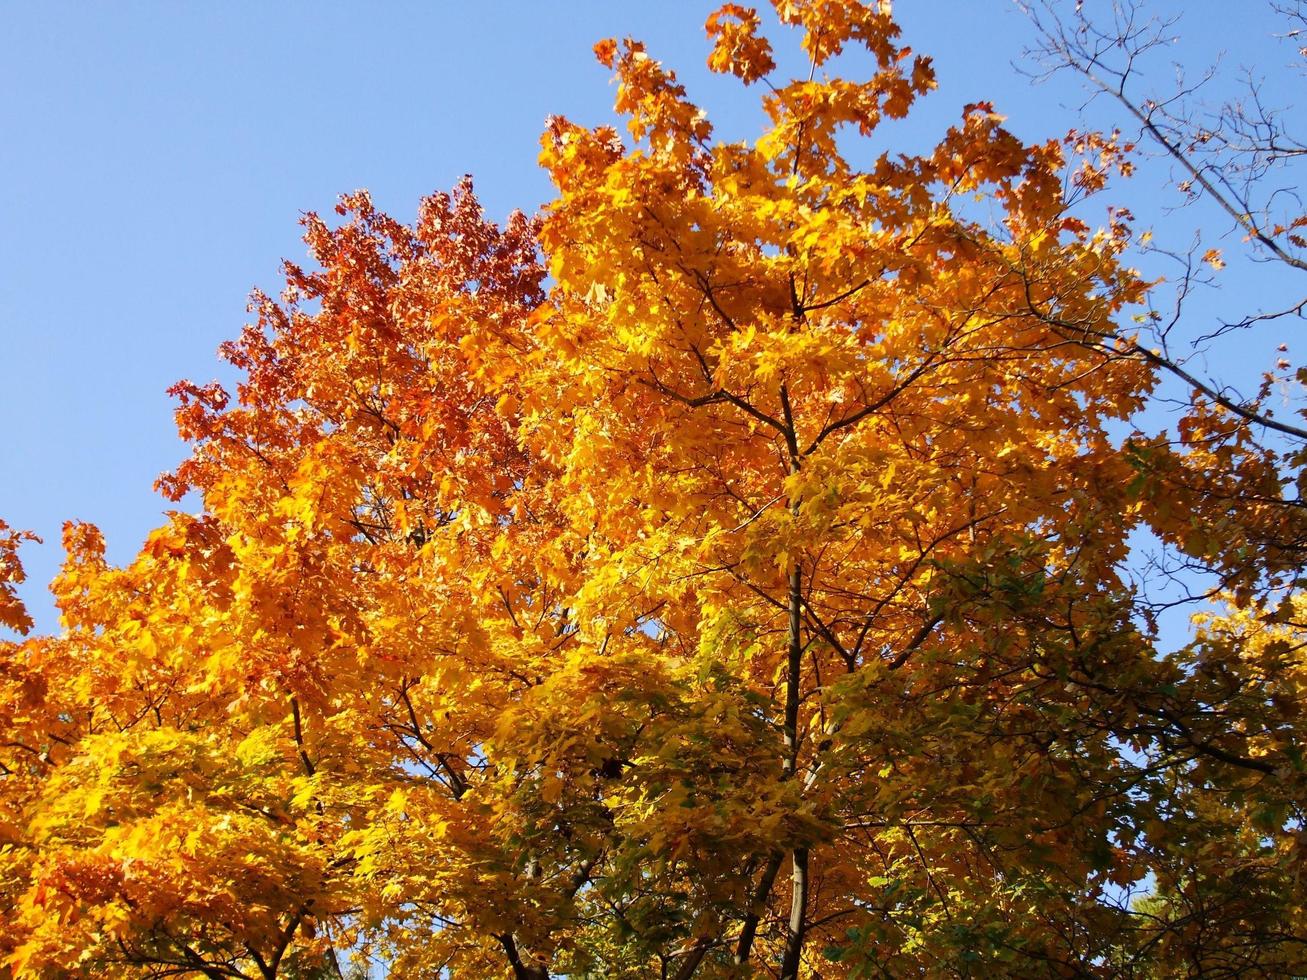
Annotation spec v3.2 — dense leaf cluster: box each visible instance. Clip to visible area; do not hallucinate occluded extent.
[2,2,1304,977]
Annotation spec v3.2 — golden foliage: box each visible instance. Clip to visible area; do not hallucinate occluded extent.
[2,3,1304,977]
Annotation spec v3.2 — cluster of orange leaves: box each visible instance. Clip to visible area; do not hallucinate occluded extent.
[2,2,1305,977]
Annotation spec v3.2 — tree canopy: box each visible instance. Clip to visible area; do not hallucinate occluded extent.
[2,1,1305,977]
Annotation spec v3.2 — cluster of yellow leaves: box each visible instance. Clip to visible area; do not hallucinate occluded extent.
[2,2,1305,978]
[0,520,37,636]
[705,4,776,84]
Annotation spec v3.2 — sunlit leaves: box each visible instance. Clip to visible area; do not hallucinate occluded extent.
[2,1,1304,977]
[0,520,37,636]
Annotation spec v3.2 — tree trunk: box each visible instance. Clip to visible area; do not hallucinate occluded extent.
[780,557,809,978]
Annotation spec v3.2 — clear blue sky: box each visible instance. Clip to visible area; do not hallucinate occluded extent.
[2,1,1297,633]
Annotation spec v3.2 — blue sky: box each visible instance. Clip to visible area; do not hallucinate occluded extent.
[2,1,1299,633]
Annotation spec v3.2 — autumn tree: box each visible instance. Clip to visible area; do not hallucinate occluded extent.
[1014,2,1307,969]
[2,1,1305,977]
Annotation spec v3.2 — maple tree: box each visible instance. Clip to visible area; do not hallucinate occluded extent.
[2,1,1305,977]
